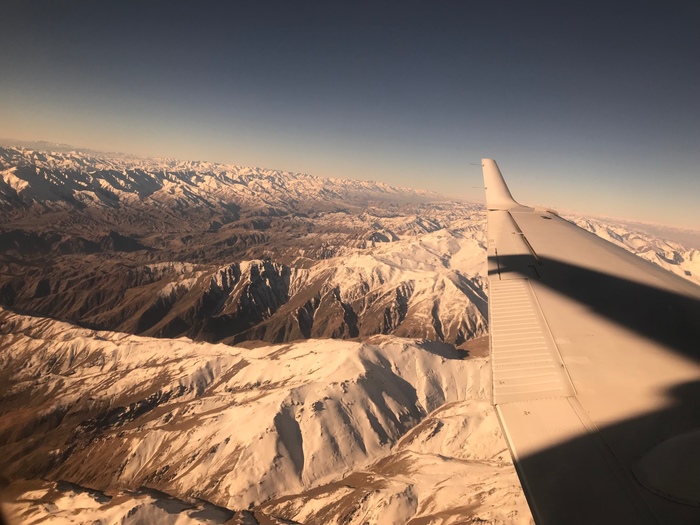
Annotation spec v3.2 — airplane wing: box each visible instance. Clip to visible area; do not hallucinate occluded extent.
[483,159,700,525]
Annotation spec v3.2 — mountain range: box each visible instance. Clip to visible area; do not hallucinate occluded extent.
[0,146,487,348]
[2,145,699,524]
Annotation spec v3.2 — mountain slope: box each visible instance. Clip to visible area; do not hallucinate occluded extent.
[0,308,532,524]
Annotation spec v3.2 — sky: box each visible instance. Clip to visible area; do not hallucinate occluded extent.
[1,1,699,228]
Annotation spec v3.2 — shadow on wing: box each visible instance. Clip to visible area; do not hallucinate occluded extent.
[490,255,700,359]
[491,254,700,523]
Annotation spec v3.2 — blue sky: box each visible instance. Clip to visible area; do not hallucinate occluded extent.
[2,1,699,228]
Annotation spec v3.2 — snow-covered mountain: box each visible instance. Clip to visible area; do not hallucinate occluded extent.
[0,145,516,523]
[564,214,700,287]
[0,146,487,346]
[3,145,699,524]
[0,307,531,524]
[0,146,437,224]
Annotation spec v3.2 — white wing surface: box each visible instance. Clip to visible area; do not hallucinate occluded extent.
[483,159,700,525]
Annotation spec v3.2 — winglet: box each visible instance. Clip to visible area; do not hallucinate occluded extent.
[482,158,521,210]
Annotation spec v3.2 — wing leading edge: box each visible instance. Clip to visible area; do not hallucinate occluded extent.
[483,159,700,525]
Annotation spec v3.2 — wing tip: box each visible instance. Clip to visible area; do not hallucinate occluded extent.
[482,158,522,210]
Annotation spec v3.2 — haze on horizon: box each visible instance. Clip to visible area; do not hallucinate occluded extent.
[1,1,699,228]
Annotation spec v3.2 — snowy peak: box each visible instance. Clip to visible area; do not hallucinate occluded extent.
[0,146,440,221]
[565,214,700,287]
